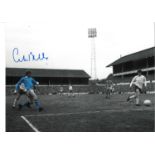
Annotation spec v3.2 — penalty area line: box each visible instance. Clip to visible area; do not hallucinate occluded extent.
[24,108,150,118]
[21,115,40,132]
[25,110,101,117]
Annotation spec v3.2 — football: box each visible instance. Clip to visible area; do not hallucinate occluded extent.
[19,83,27,92]
[143,99,152,106]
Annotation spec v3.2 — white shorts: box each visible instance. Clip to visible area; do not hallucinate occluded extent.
[27,89,38,100]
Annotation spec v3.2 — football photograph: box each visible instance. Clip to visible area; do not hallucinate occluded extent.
[1,1,155,155]
[5,23,155,132]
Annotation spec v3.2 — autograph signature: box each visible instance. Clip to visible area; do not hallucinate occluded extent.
[12,48,48,63]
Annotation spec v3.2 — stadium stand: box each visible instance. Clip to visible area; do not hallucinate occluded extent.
[106,47,155,93]
[6,68,92,95]
[6,68,90,85]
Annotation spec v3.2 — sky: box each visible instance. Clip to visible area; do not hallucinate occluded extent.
[4,0,155,79]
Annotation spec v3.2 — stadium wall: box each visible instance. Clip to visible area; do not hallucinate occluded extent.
[6,82,155,95]
[6,85,107,95]
[114,82,155,93]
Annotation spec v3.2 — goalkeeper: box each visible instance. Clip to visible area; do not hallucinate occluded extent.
[12,71,43,112]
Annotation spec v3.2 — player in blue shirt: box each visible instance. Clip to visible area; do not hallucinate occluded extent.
[12,71,43,112]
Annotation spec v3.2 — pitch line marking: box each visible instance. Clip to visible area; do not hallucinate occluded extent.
[25,110,101,117]
[24,108,150,118]
[21,115,40,132]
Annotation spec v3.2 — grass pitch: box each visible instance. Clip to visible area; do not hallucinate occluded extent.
[6,93,155,132]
